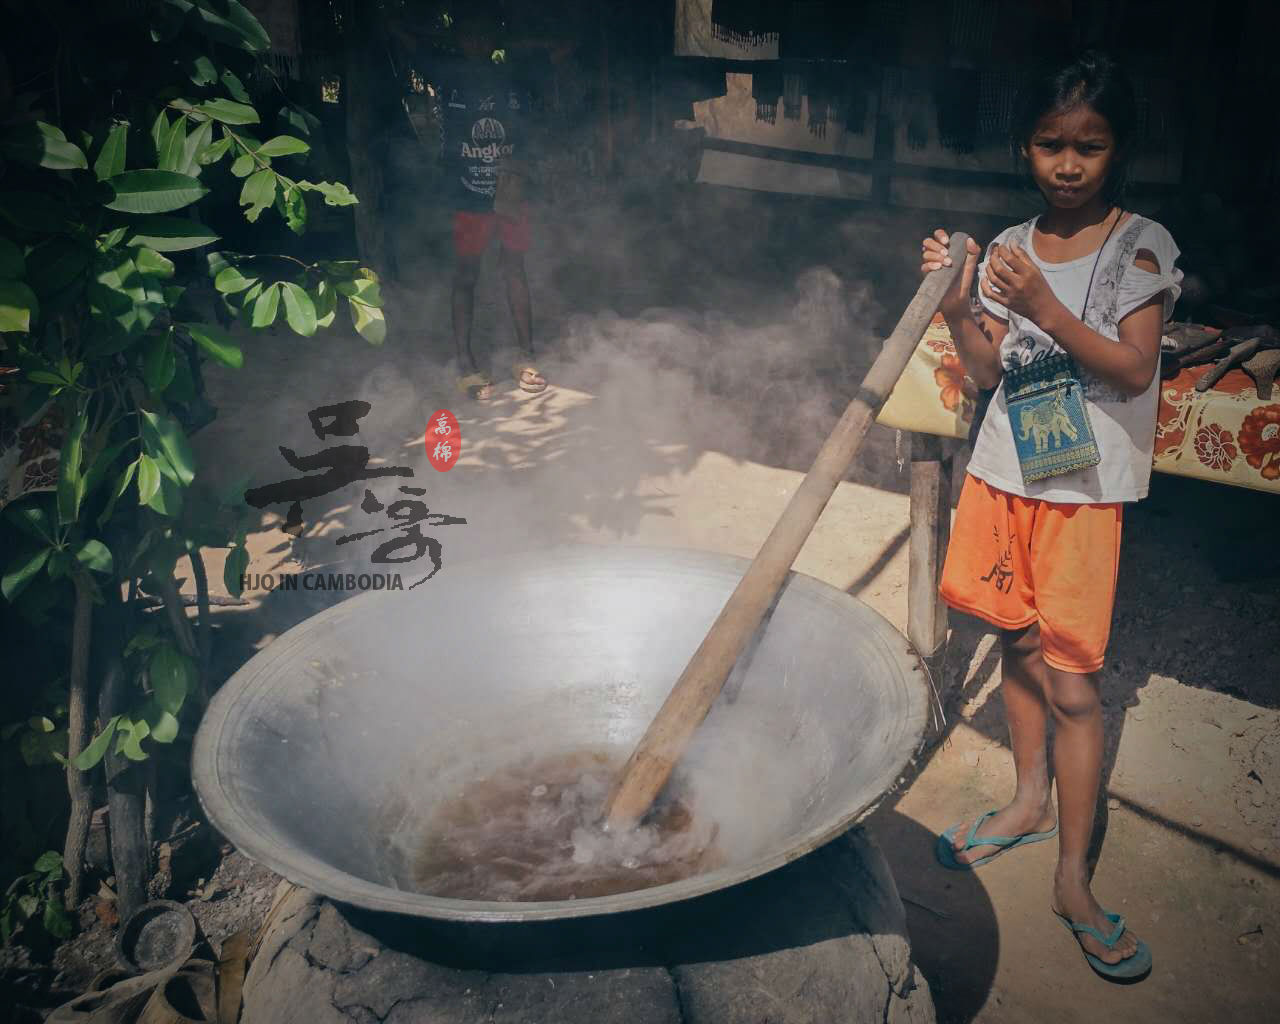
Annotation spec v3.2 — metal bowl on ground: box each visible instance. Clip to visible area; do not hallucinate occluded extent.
[192,545,928,923]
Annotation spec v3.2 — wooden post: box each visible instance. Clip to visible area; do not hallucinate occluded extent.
[343,8,393,278]
[907,432,952,679]
[870,66,893,205]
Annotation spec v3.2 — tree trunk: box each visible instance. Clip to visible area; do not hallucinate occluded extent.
[189,551,212,701]
[100,658,148,920]
[343,10,393,278]
[159,572,198,660]
[62,575,95,910]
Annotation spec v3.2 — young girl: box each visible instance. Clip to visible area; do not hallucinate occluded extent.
[920,52,1181,980]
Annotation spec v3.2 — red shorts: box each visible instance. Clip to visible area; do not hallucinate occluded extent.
[452,205,531,259]
[939,474,1123,674]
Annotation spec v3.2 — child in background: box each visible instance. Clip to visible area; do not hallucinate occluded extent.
[920,51,1181,980]
[395,3,553,400]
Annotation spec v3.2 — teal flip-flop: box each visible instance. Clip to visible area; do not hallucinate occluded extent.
[934,809,1059,870]
[1053,908,1152,980]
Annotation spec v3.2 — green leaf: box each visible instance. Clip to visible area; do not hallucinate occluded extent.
[189,55,218,86]
[81,440,127,506]
[99,457,139,526]
[124,625,162,657]
[119,717,151,761]
[105,171,209,214]
[73,716,119,769]
[281,186,306,235]
[146,472,183,516]
[137,454,161,505]
[239,169,276,223]
[197,137,232,165]
[43,899,73,940]
[281,282,316,337]
[17,894,38,921]
[150,646,193,715]
[279,104,321,138]
[56,410,88,525]
[335,276,381,307]
[74,540,113,574]
[0,279,39,332]
[94,121,129,181]
[99,227,129,250]
[183,322,243,368]
[2,548,50,602]
[0,192,71,232]
[149,709,180,744]
[89,252,157,337]
[33,852,61,874]
[27,370,63,386]
[143,333,176,392]
[46,549,73,580]
[180,118,214,176]
[349,299,386,345]
[166,0,271,53]
[214,265,255,294]
[0,121,89,170]
[251,282,281,327]
[151,109,170,157]
[158,114,188,171]
[220,69,251,103]
[140,409,196,486]
[25,239,91,300]
[0,237,25,278]
[6,502,52,543]
[224,544,249,597]
[229,152,255,178]
[128,216,219,252]
[313,279,336,328]
[237,280,263,310]
[195,98,260,125]
[258,135,309,158]
[299,180,358,207]
[134,247,175,279]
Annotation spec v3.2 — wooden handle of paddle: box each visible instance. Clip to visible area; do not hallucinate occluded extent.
[603,233,972,832]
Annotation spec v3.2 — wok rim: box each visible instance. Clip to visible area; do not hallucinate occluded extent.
[191,543,930,923]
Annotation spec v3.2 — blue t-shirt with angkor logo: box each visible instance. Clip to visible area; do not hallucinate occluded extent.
[429,58,531,212]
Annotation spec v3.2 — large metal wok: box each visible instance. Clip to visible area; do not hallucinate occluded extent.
[192,545,928,923]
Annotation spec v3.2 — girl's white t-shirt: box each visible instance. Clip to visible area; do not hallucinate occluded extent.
[966,213,1183,504]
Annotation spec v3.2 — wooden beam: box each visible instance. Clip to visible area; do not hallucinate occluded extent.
[907,432,952,668]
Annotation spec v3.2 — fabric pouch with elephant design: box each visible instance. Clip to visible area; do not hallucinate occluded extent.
[1005,354,1100,484]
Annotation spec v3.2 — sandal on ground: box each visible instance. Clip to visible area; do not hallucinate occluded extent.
[512,361,548,394]
[456,371,494,401]
[935,809,1058,870]
[1053,908,1152,980]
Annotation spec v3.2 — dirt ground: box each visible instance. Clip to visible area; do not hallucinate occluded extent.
[26,188,1280,1022]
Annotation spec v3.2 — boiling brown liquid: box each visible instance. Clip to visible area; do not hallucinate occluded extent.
[412,750,724,901]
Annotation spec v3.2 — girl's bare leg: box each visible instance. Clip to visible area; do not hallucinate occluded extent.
[1045,665,1140,963]
[952,624,1057,864]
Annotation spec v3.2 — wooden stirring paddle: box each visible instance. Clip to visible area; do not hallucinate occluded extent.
[603,233,971,832]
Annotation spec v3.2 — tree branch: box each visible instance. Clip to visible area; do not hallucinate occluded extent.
[188,550,212,702]
[62,574,95,911]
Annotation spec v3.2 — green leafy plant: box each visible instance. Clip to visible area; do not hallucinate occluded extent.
[1,852,73,949]
[0,0,387,922]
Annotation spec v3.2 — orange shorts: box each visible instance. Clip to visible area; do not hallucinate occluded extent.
[452,205,531,259]
[939,474,1123,674]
